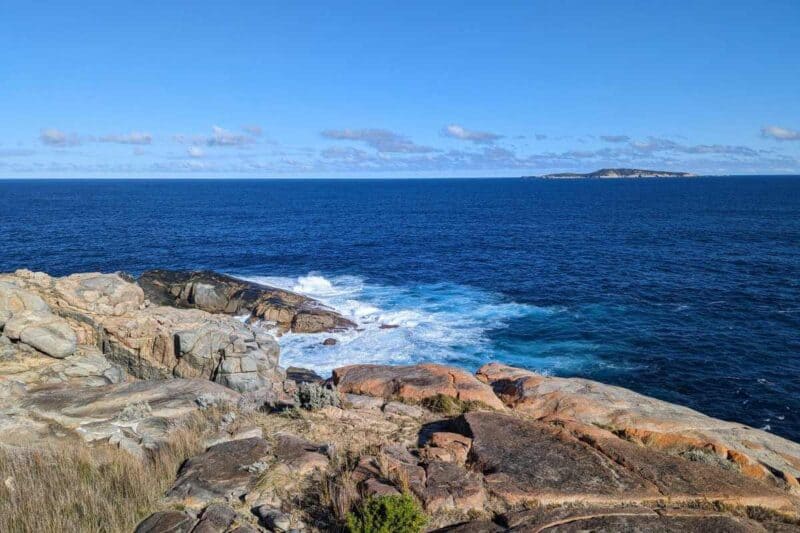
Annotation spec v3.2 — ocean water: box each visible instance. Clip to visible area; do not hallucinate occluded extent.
[1,177,799,440]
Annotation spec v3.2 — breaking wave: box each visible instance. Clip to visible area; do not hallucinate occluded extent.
[239,272,558,376]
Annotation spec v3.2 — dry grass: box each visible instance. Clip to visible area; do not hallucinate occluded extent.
[0,415,212,533]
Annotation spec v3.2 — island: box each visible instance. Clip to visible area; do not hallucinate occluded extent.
[524,168,696,179]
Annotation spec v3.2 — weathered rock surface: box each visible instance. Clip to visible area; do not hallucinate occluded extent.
[332,363,505,410]
[461,410,798,511]
[477,362,800,491]
[500,506,780,532]
[138,270,355,333]
[167,437,272,505]
[10,378,239,453]
[135,504,249,533]
[4,310,77,358]
[271,432,329,474]
[167,433,328,508]
[1,280,77,358]
[0,270,282,393]
[435,506,779,532]
[134,510,198,533]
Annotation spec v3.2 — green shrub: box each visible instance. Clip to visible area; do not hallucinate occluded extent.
[420,393,489,415]
[345,494,427,533]
[295,381,340,410]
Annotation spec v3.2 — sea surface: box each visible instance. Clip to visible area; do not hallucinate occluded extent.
[1,177,799,440]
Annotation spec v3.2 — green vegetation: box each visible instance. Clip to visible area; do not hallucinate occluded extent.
[346,494,427,533]
[296,381,341,410]
[0,425,204,533]
[419,393,490,415]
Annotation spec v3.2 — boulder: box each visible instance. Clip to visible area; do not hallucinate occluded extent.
[3,310,77,358]
[286,366,323,384]
[134,510,197,533]
[0,281,77,358]
[138,270,355,333]
[461,411,799,511]
[477,362,800,491]
[194,503,238,532]
[421,431,471,464]
[0,280,50,321]
[271,432,329,475]
[167,437,272,505]
[419,460,486,513]
[332,364,505,410]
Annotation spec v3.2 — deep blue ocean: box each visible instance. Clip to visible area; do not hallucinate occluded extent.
[1,177,799,440]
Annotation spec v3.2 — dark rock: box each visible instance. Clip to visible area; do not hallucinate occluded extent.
[503,507,771,532]
[430,520,504,532]
[253,505,292,531]
[272,433,329,474]
[322,337,337,346]
[461,411,798,510]
[417,460,485,512]
[227,526,262,533]
[138,270,355,333]
[379,324,400,329]
[134,510,197,533]
[286,366,323,384]
[197,503,237,530]
[167,437,272,504]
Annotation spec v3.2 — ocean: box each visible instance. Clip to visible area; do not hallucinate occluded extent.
[1,176,799,440]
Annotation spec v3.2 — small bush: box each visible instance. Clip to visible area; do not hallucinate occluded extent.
[295,382,340,410]
[419,394,488,415]
[345,494,427,533]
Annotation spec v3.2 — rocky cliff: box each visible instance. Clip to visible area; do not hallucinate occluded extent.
[1,269,800,532]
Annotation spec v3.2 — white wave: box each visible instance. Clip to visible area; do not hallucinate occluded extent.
[239,272,555,376]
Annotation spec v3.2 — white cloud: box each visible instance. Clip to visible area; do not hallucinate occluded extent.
[187,146,205,158]
[242,125,263,136]
[208,125,255,147]
[98,131,153,145]
[40,128,80,147]
[321,128,436,153]
[442,124,502,144]
[600,135,630,143]
[761,125,800,141]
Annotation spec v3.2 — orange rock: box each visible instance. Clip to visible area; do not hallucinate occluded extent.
[476,362,800,492]
[332,363,505,410]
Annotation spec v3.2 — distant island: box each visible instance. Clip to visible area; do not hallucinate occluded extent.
[524,168,696,179]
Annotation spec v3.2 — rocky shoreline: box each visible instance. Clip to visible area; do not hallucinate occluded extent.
[2,269,800,532]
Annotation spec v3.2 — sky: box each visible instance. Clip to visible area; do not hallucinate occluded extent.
[1,0,799,178]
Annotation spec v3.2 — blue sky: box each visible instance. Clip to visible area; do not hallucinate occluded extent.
[1,0,799,177]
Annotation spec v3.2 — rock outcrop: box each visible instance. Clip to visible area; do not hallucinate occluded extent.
[332,363,506,410]
[477,362,800,492]
[461,410,796,509]
[0,270,283,393]
[4,269,800,532]
[6,378,239,454]
[138,270,355,333]
[1,280,77,358]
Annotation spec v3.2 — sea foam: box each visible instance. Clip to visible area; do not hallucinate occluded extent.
[239,272,552,376]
